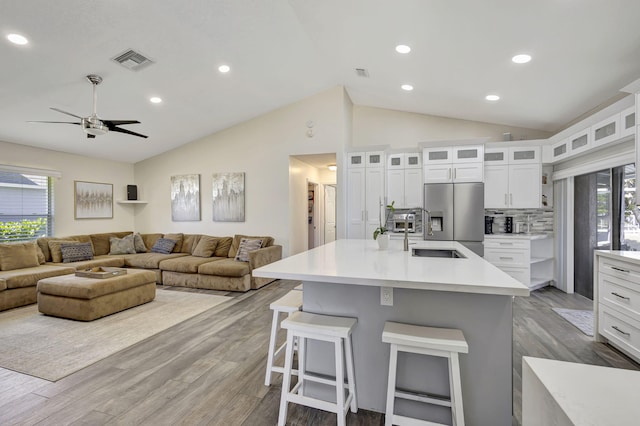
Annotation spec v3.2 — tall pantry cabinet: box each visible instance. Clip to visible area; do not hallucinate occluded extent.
[347,151,385,239]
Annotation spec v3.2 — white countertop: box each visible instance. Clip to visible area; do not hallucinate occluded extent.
[523,356,640,425]
[485,233,551,240]
[595,249,640,264]
[254,239,529,297]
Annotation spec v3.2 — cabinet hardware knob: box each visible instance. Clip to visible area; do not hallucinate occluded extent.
[611,292,630,300]
[611,266,630,273]
[612,325,630,337]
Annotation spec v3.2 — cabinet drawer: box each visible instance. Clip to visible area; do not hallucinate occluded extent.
[599,307,640,361]
[484,238,529,250]
[485,249,528,266]
[599,256,640,283]
[497,266,529,286]
[600,273,640,318]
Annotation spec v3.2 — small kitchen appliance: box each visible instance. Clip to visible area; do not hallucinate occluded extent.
[485,216,494,234]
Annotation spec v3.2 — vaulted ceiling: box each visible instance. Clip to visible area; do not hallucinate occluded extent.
[2,0,640,163]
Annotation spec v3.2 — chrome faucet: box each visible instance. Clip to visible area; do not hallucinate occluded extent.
[404,218,409,251]
[404,208,434,251]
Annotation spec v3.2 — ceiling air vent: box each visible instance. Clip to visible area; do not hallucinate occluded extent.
[111,49,154,71]
[355,68,369,78]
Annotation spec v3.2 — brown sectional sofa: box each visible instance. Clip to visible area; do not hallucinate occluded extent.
[0,231,282,312]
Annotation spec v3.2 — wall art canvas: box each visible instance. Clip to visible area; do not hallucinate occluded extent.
[212,172,245,222]
[74,181,113,219]
[171,174,201,221]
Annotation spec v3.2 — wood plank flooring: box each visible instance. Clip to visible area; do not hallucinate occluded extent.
[0,281,637,425]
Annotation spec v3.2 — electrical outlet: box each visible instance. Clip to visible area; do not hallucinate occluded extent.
[381,286,393,306]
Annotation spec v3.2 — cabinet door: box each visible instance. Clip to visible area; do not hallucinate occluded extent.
[365,167,385,238]
[550,139,569,162]
[366,151,385,168]
[484,165,509,208]
[484,148,509,165]
[387,153,404,169]
[454,145,484,163]
[453,162,483,183]
[423,164,453,183]
[568,129,591,156]
[386,169,405,207]
[347,152,366,169]
[347,168,366,238]
[404,168,423,208]
[621,106,636,139]
[423,147,453,164]
[592,114,620,147]
[509,147,540,164]
[405,153,422,169]
[509,164,541,208]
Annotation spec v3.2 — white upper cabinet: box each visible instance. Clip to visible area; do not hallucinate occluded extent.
[366,151,385,168]
[423,145,483,183]
[405,152,422,169]
[387,153,404,169]
[347,152,366,169]
[387,152,423,208]
[592,114,621,147]
[509,146,540,164]
[568,128,591,156]
[484,148,509,165]
[347,151,385,239]
[454,145,484,163]
[621,106,636,139]
[423,147,453,164]
[550,139,569,162]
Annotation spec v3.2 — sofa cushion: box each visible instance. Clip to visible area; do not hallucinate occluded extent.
[214,237,233,257]
[36,245,46,264]
[0,279,6,292]
[192,236,218,258]
[37,237,76,262]
[0,264,75,289]
[141,233,163,253]
[50,255,125,270]
[123,252,188,269]
[90,232,132,256]
[132,233,147,253]
[151,238,176,254]
[0,242,40,271]
[110,235,136,255]
[181,234,201,254]
[159,256,221,273]
[61,242,94,263]
[198,258,250,277]
[228,235,274,258]
[234,238,263,262]
[163,233,184,253]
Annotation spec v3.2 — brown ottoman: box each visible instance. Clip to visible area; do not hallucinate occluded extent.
[37,269,156,321]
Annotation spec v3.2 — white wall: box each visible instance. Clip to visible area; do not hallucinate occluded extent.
[0,140,135,236]
[352,106,552,149]
[288,157,321,255]
[134,86,348,256]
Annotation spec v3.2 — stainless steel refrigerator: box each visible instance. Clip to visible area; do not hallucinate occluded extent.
[423,182,485,256]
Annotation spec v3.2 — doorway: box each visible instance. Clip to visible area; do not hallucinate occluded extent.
[574,164,637,299]
[324,184,336,244]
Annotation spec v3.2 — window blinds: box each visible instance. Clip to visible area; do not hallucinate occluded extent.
[0,171,53,241]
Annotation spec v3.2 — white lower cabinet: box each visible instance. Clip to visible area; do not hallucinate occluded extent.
[595,252,640,363]
[484,235,553,290]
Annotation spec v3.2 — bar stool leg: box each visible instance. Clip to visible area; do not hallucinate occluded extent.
[278,331,296,426]
[449,352,465,426]
[297,335,306,395]
[344,334,358,413]
[334,336,346,426]
[265,310,281,386]
[384,343,398,426]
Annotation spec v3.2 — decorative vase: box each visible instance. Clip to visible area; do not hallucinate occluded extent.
[377,233,389,250]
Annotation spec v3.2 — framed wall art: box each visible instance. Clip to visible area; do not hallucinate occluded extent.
[171,174,201,221]
[212,172,245,222]
[74,181,113,219]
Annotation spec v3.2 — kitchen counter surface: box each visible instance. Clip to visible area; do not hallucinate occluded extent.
[485,233,551,240]
[254,239,529,297]
[594,249,640,263]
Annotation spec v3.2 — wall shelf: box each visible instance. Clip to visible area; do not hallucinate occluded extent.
[117,200,147,204]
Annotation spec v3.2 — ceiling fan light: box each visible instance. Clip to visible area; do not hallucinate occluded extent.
[7,33,28,45]
[82,119,108,136]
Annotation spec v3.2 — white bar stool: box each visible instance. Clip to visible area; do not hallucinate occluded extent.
[278,311,358,426]
[382,321,469,426]
[264,290,303,386]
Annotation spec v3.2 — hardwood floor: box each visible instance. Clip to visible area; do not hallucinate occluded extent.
[0,281,637,425]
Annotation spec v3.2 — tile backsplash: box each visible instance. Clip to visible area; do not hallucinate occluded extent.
[485,208,554,235]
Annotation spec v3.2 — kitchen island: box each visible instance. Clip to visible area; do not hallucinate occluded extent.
[254,239,529,425]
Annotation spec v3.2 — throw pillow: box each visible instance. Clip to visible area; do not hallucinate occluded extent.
[192,236,218,258]
[109,234,136,255]
[234,238,263,262]
[132,232,147,253]
[61,242,94,263]
[0,242,40,271]
[48,239,81,263]
[150,238,177,254]
[163,233,183,253]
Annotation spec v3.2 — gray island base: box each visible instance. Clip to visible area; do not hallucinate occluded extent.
[253,239,528,425]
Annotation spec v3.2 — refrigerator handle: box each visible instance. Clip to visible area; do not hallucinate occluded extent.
[448,168,451,180]
[504,193,508,206]
[510,193,513,206]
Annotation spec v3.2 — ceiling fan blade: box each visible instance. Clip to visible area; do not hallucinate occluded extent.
[50,107,84,120]
[27,120,81,125]
[110,126,148,139]
[104,120,141,126]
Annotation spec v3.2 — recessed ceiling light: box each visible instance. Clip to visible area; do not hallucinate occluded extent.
[401,84,414,91]
[328,165,337,171]
[485,94,500,101]
[395,44,411,54]
[150,97,162,104]
[512,54,532,64]
[218,65,230,73]
[7,33,28,45]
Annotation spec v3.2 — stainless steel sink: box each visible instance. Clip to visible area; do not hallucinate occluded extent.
[411,248,466,258]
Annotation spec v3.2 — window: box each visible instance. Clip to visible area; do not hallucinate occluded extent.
[0,171,53,241]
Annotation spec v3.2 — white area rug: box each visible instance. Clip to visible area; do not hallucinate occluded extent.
[0,289,230,381]
[552,308,594,336]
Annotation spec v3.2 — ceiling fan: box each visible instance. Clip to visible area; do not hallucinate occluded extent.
[30,74,148,139]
